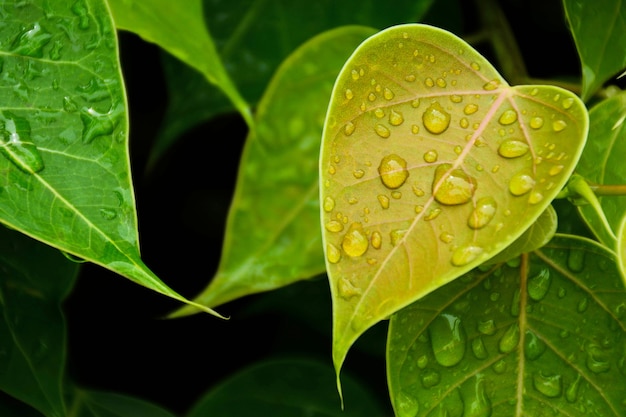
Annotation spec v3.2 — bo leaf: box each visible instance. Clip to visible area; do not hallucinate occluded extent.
[388,235,626,416]
[320,24,588,382]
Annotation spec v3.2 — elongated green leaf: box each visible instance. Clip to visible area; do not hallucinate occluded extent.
[68,389,176,417]
[320,24,588,384]
[0,226,79,417]
[0,0,220,316]
[575,91,626,249]
[170,26,377,316]
[106,0,253,128]
[563,0,626,101]
[187,358,386,417]
[388,234,626,417]
[146,0,436,170]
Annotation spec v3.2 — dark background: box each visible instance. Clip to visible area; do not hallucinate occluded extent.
[62,0,585,415]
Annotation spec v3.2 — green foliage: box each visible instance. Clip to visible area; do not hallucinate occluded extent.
[1,0,626,416]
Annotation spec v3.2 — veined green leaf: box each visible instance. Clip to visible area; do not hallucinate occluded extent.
[0,0,221,317]
[107,0,253,129]
[170,26,377,317]
[68,389,177,417]
[320,24,588,386]
[563,0,626,101]
[575,91,626,250]
[388,234,626,416]
[0,226,79,417]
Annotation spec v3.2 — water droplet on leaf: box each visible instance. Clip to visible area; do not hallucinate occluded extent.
[374,124,391,138]
[423,102,451,134]
[552,120,567,132]
[533,372,562,398]
[0,112,44,174]
[529,116,544,129]
[389,110,404,126]
[11,22,52,58]
[498,109,517,125]
[498,139,529,158]
[499,323,520,353]
[433,164,476,205]
[423,150,438,163]
[509,172,535,196]
[468,197,497,229]
[80,103,123,144]
[525,330,547,360]
[451,245,483,266]
[464,103,479,115]
[429,313,467,367]
[378,154,409,189]
[326,243,341,263]
[471,337,488,359]
[323,197,335,212]
[527,267,551,301]
[421,369,441,388]
[342,222,369,257]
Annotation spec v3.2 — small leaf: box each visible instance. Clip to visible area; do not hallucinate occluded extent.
[0,1,220,317]
[388,234,626,417]
[575,91,626,249]
[186,359,386,417]
[0,226,79,417]
[320,24,588,382]
[106,0,253,127]
[563,0,626,101]
[169,26,376,316]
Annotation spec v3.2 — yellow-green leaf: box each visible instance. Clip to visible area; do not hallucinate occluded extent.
[319,24,588,384]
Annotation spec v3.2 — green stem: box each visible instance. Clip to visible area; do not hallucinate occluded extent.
[474,0,528,84]
[589,184,626,196]
[564,175,617,241]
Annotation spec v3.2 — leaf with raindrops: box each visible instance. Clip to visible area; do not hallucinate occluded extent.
[319,24,588,380]
[0,0,219,316]
[387,235,626,417]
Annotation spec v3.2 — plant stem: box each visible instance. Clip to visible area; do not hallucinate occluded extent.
[474,0,528,84]
[589,184,626,196]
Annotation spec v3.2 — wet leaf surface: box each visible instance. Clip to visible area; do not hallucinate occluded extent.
[320,24,588,379]
[388,234,626,417]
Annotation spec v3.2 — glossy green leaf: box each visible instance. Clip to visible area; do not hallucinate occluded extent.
[563,0,626,101]
[388,234,626,417]
[575,91,626,249]
[170,26,377,316]
[68,389,176,417]
[485,205,557,265]
[320,24,588,384]
[0,226,79,417]
[146,0,436,170]
[107,0,253,129]
[187,358,386,417]
[0,0,220,317]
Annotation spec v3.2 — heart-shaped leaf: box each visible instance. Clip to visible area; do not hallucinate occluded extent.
[387,234,626,416]
[319,24,588,381]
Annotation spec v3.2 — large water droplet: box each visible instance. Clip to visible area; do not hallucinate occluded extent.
[429,313,467,367]
[529,116,544,129]
[565,375,581,403]
[498,139,529,158]
[499,323,520,353]
[477,319,496,335]
[552,120,567,132]
[464,104,479,115]
[323,197,335,212]
[509,172,535,196]
[421,369,441,388]
[525,330,547,360]
[396,391,419,417]
[337,277,361,299]
[527,267,551,301]
[463,375,492,417]
[344,122,356,136]
[371,231,382,249]
[374,124,391,138]
[80,103,123,144]
[0,112,44,174]
[389,110,404,126]
[423,149,438,163]
[423,102,451,134]
[341,222,369,257]
[451,245,484,266]
[433,164,476,205]
[378,154,409,189]
[498,109,517,125]
[325,220,344,233]
[471,337,488,359]
[586,343,610,373]
[377,194,390,209]
[533,372,562,398]
[11,22,52,58]
[468,197,497,229]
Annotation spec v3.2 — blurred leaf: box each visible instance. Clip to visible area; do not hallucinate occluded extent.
[69,389,177,417]
[0,226,79,417]
[388,234,626,417]
[485,205,558,265]
[574,91,626,249]
[0,391,44,417]
[186,358,386,417]
[320,23,588,386]
[0,0,220,316]
[170,26,377,316]
[107,0,253,129]
[563,0,626,101]
[147,0,436,170]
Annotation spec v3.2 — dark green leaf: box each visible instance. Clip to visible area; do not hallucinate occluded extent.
[388,234,626,416]
[170,26,377,316]
[0,226,79,417]
[68,389,177,417]
[187,359,385,417]
[0,0,220,316]
[563,0,626,101]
